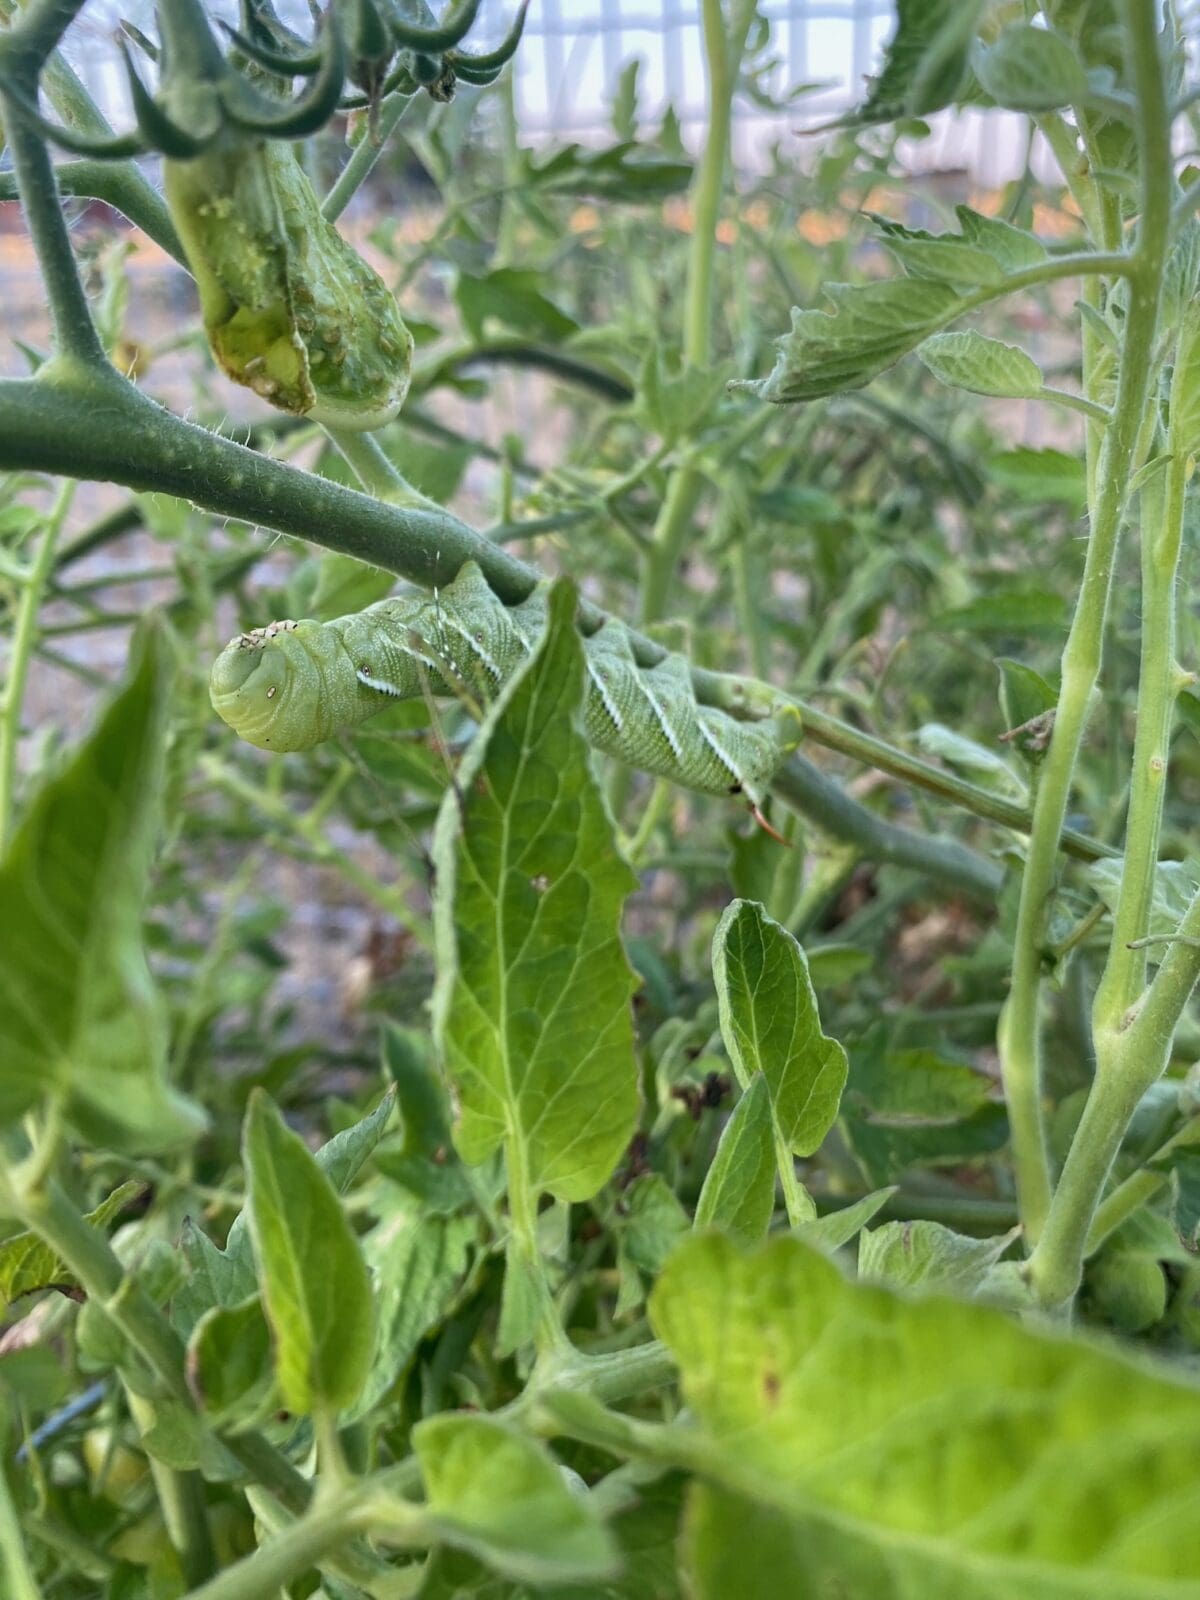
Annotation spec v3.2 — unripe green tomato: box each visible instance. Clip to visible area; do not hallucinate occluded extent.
[1086,1250,1168,1334]
[82,1427,150,1505]
[164,133,413,430]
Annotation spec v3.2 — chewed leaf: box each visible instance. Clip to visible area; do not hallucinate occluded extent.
[0,1181,144,1306]
[854,0,983,123]
[432,578,640,1201]
[652,1234,1200,1597]
[736,280,962,403]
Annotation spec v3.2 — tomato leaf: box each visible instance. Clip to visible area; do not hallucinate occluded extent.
[432,578,640,1203]
[242,1090,374,1415]
[0,626,206,1152]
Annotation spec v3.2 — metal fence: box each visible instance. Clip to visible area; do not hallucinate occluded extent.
[52,0,1032,182]
[495,0,894,132]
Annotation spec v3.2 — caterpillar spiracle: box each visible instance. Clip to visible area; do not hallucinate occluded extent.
[210,563,795,814]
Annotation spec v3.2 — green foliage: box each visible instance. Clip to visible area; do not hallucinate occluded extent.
[0,628,205,1151]
[653,1234,1200,1597]
[741,208,1047,402]
[693,1075,776,1245]
[974,23,1089,111]
[855,0,983,122]
[415,1414,618,1584]
[431,579,640,1202]
[713,899,848,1158]
[0,1181,143,1305]
[6,0,1200,1594]
[242,1090,375,1414]
[919,330,1044,398]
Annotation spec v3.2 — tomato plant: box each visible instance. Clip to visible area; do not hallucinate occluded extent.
[3,1,1200,1596]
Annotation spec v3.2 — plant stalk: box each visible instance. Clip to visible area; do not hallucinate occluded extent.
[639,0,757,626]
[1006,0,1173,1258]
[0,478,74,851]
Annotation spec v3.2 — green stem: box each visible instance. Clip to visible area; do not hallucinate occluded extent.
[503,1140,569,1358]
[772,755,1001,900]
[1006,0,1173,1260]
[183,1488,381,1600]
[1085,1167,1168,1254]
[0,159,184,260]
[1094,452,1189,1028]
[0,478,73,852]
[639,0,757,626]
[322,93,416,223]
[415,339,634,405]
[0,1446,40,1600]
[774,1131,816,1226]
[1000,3,1171,1250]
[125,1389,216,1589]
[325,426,436,508]
[0,80,105,366]
[787,707,1112,864]
[0,372,1126,867]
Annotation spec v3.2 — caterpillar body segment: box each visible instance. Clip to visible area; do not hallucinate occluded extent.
[210,563,793,805]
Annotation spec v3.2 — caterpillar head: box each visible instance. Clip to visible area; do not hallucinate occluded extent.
[210,617,376,751]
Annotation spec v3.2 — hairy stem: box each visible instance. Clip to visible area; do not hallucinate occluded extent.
[1093,455,1189,1025]
[0,82,105,366]
[322,92,416,223]
[0,367,1129,864]
[1008,0,1173,1260]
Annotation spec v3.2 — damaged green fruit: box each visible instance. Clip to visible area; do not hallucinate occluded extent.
[164,134,413,429]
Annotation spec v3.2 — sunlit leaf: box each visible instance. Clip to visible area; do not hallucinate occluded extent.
[713,900,848,1158]
[242,1090,374,1415]
[432,578,640,1202]
[653,1234,1200,1597]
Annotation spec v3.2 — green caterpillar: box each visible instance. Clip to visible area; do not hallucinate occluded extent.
[210,563,794,812]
